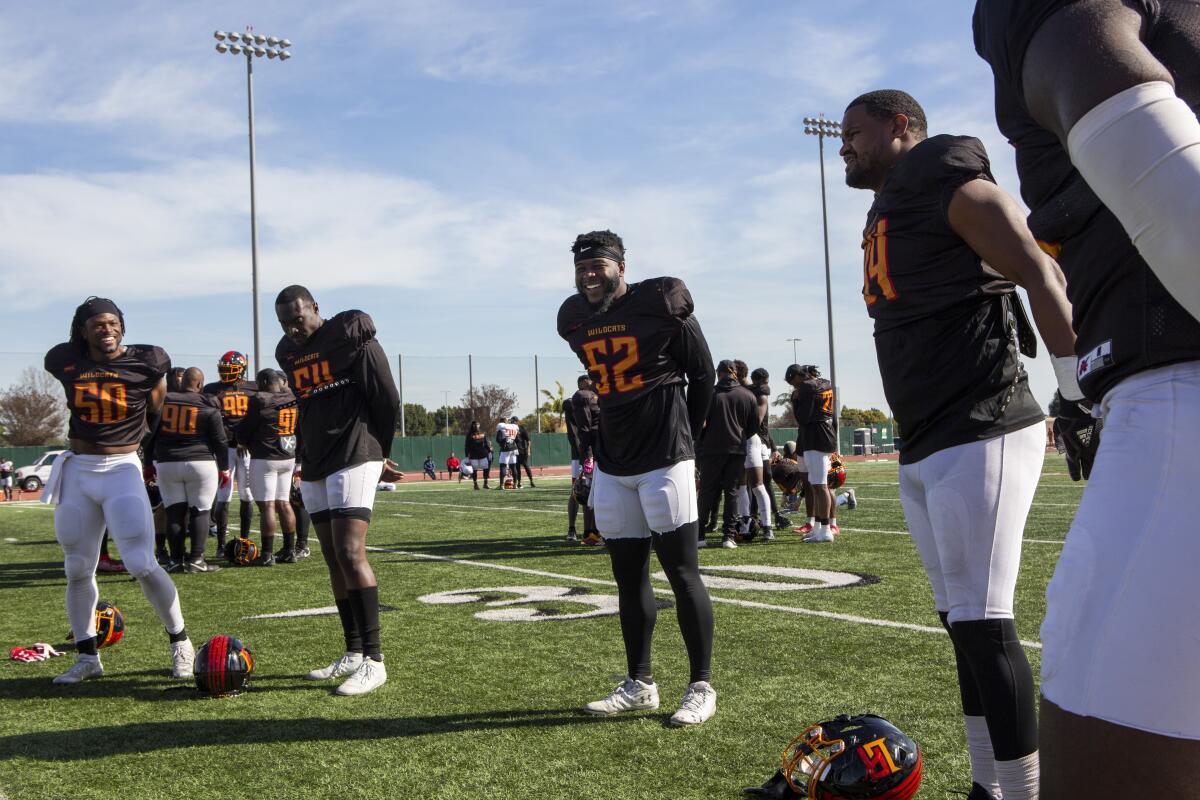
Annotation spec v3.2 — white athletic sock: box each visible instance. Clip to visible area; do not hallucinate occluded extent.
[808,516,816,526]
[736,486,750,518]
[752,484,771,526]
[995,751,1038,800]
[137,567,185,634]
[964,715,1001,798]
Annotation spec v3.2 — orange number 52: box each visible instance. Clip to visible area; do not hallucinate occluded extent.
[862,216,897,306]
[73,381,128,424]
[581,336,644,396]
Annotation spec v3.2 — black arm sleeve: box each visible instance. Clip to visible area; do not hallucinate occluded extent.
[209,413,230,471]
[356,339,400,454]
[669,315,716,440]
[141,410,161,457]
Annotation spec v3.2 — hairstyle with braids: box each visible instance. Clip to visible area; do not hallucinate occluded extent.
[845,89,928,138]
[571,230,625,259]
[69,297,125,355]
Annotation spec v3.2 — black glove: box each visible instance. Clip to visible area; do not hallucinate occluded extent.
[1052,390,1102,481]
[743,770,803,799]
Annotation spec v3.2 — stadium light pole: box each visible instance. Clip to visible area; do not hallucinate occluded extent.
[443,390,451,436]
[213,28,292,374]
[803,115,843,429]
[785,338,802,364]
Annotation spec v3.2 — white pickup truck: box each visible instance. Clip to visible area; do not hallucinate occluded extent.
[14,450,65,491]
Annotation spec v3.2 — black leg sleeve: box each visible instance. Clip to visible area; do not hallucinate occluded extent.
[213,501,229,547]
[293,503,310,550]
[951,618,1038,761]
[653,522,713,684]
[606,537,656,683]
[239,499,253,538]
[939,612,985,717]
[347,586,383,660]
[166,503,188,562]
[187,507,211,560]
[336,596,363,654]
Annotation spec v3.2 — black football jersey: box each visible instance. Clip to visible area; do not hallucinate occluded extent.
[153,391,228,467]
[568,388,599,460]
[791,378,837,454]
[862,134,1044,463]
[750,382,771,439]
[974,0,1200,401]
[464,432,491,460]
[558,277,715,476]
[237,390,299,461]
[45,343,171,448]
[201,380,259,444]
[275,310,399,481]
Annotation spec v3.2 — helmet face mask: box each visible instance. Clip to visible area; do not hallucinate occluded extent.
[218,350,248,383]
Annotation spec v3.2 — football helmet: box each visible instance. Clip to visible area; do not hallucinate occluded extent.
[217,350,248,384]
[194,635,255,697]
[65,601,125,649]
[572,472,592,505]
[224,537,259,566]
[827,454,846,490]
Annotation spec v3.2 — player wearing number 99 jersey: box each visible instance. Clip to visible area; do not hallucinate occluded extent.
[43,296,194,685]
[558,229,718,727]
[202,354,257,551]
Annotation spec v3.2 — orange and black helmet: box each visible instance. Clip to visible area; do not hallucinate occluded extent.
[218,351,248,383]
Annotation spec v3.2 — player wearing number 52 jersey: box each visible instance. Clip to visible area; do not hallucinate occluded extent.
[276,285,400,697]
[558,229,718,727]
[151,366,229,573]
[202,351,257,552]
[237,369,299,565]
[841,90,1081,800]
[43,296,195,685]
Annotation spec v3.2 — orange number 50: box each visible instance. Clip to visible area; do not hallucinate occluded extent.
[581,336,644,396]
[862,216,898,306]
[73,381,128,424]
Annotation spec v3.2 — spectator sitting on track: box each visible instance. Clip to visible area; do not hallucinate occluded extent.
[423,455,438,481]
[446,452,461,481]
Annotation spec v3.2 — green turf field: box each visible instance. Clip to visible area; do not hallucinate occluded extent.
[0,460,1082,800]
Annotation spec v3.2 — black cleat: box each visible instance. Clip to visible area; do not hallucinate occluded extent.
[247,552,275,567]
[165,560,185,574]
[275,549,297,563]
[966,784,998,800]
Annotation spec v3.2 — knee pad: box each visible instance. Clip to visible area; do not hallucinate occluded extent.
[64,552,97,582]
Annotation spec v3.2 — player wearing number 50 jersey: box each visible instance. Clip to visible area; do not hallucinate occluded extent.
[841,90,1081,800]
[202,351,258,553]
[557,229,718,727]
[276,285,401,697]
[43,296,195,685]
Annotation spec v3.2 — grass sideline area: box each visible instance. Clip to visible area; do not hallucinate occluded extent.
[0,460,1082,800]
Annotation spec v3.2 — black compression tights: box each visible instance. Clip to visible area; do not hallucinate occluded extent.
[607,522,713,684]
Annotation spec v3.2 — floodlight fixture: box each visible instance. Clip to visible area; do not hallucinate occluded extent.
[214,30,227,41]
[216,42,229,53]
[279,50,290,61]
[253,34,266,44]
[801,112,841,427]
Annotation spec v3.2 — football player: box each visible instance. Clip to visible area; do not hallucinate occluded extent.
[565,374,600,544]
[697,360,760,550]
[202,350,257,553]
[786,365,837,543]
[558,229,718,726]
[974,5,1200,795]
[513,417,534,488]
[463,420,491,489]
[839,90,1081,800]
[237,369,299,565]
[150,366,229,572]
[275,285,401,697]
[43,297,195,684]
[494,417,520,488]
[743,367,778,540]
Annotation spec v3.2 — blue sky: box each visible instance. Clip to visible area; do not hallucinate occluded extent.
[0,0,1058,419]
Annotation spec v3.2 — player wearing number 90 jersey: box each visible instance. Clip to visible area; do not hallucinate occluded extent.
[558,230,718,728]
[42,296,194,685]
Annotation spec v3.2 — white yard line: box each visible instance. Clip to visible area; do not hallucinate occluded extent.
[366,545,1041,649]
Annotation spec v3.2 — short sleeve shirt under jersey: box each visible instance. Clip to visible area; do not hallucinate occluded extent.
[861,134,1043,463]
[45,343,171,448]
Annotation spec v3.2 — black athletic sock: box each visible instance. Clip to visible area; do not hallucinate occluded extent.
[294,505,309,549]
[166,503,188,562]
[213,501,229,547]
[653,522,713,683]
[282,531,295,552]
[239,500,253,538]
[75,636,98,656]
[168,628,189,644]
[99,531,112,559]
[483,468,491,486]
[951,618,1038,760]
[498,465,508,485]
[335,597,363,653]
[606,537,656,683]
[154,529,167,559]
[347,586,382,661]
[187,508,210,560]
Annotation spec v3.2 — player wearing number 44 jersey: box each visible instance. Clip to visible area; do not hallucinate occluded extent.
[558,229,718,727]
[840,90,1082,800]
[275,285,401,697]
[43,297,195,685]
[202,351,257,554]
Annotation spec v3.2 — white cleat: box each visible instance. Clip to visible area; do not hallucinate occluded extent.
[171,639,195,678]
[721,536,738,550]
[305,651,365,681]
[803,527,835,543]
[53,655,104,685]
[762,527,775,542]
[335,657,387,696]
[670,680,717,726]
[582,677,660,716]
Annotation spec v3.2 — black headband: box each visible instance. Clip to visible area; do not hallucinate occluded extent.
[574,245,624,264]
[77,297,123,323]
